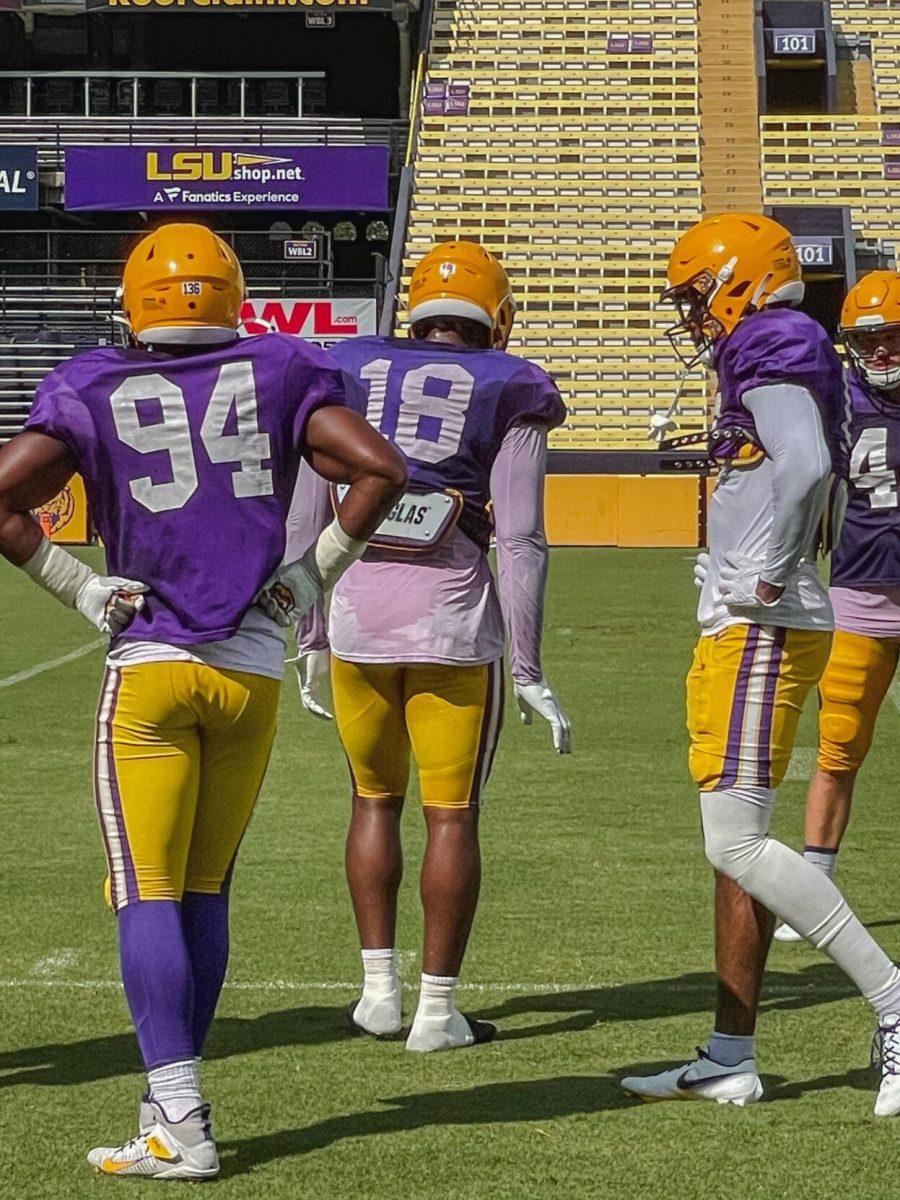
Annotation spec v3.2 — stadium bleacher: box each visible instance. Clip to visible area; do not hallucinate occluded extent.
[402,0,708,454]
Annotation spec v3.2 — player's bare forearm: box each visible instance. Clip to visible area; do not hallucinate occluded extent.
[305,406,408,540]
[0,433,75,566]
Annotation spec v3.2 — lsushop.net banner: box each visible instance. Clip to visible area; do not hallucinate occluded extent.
[63,146,390,212]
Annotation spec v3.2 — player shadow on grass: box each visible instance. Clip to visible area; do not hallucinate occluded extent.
[0,1004,347,1089]
[471,961,855,1042]
[218,1074,630,1177]
[0,962,859,1091]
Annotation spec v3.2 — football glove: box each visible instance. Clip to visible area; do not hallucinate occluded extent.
[294,648,333,721]
[719,553,780,609]
[256,557,322,628]
[514,677,573,755]
[693,551,710,589]
[77,576,150,636]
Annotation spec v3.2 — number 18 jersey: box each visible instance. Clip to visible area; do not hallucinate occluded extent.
[25,334,346,645]
[830,368,900,589]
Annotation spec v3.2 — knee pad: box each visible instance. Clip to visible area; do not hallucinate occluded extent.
[700,787,774,881]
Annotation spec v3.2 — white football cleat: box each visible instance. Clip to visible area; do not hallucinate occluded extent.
[773,922,804,943]
[873,1014,900,1116]
[347,990,403,1039]
[621,1047,763,1106]
[406,1008,496,1052]
[87,1099,219,1179]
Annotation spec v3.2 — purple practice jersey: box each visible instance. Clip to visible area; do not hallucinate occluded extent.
[713,307,849,481]
[25,333,346,644]
[329,335,565,547]
[830,368,900,589]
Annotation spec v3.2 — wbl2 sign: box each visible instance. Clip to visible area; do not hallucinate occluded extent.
[0,147,38,211]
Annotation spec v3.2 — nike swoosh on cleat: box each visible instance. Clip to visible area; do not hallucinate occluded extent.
[676,1069,746,1091]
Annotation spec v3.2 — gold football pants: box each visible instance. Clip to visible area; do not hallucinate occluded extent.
[817,629,900,774]
[687,624,832,792]
[95,662,280,911]
[331,657,504,808]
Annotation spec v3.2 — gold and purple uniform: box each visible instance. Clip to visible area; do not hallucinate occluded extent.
[290,335,565,808]
[817,368,900,774]
[688,309,847,791]
[26,334,346,910]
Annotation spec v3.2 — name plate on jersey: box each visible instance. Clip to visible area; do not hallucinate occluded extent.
[332,485,463,552]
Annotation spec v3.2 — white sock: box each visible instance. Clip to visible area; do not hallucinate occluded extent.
[353,949,402,1035]
[361,948,398,998]
[415,973,458,1019]
[148,1059,202,1123]
[708,1031,755,1067]
[804,846,838,879]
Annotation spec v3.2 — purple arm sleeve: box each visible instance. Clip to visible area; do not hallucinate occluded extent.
[491,420,550,685]
[285,459,332,653]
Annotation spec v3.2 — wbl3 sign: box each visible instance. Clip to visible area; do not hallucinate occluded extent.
[0,147,38,211]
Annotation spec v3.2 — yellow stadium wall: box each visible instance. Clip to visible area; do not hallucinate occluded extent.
[545,476,702,547]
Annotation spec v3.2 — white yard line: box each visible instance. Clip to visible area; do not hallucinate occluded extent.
[785,746,817,782]
[0,639,104,690]
[0,977,832,996]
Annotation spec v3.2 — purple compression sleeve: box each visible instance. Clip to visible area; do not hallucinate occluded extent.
[181,891,230,1056]
[286,459,332,653]
[118,900,195,1070]
[490,420,550,685]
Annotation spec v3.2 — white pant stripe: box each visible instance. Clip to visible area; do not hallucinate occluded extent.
[94,670,127,908]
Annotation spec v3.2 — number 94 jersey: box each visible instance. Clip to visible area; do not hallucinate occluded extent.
[25,334,346,644]
[830,368,900,589]
[329,336,565,546]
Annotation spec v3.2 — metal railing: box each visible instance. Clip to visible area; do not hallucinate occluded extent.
[0,116,409,172]
[0,228,335,292]
[0,71,326,120]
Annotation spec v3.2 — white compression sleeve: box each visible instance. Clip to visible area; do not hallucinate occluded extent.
[701,787,900,1018]
[313,518,368,592]
[743,385,831,588]
[19,538,93,609]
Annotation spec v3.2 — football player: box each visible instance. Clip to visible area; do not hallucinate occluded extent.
[620,213,900,1114]
[287,240,571,1052]
[0,223,406,1179]
[775,271,900,942]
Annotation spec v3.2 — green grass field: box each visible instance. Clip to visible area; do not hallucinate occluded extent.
[1,547,899,1199]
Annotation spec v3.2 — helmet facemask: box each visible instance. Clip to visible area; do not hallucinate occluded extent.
[661,270,725,370]
[843,321,900,393]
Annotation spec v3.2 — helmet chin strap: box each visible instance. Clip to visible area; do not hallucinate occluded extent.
[649,362,704,442]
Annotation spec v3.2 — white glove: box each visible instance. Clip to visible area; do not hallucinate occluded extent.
[719,553,779,609]
[693,552,710,589]
[76,576,149,636]
[295,648,333,721]
[514,677,573,755]
[256,556,322,628]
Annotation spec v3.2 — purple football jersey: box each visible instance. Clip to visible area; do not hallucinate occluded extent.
[25,333,346,644]
[830,368,900,588]
[713,308,849,480]
[330,335,565,547]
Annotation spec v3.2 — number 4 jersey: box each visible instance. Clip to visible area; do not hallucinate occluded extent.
[25,334,346,648]
[830,368,900,592]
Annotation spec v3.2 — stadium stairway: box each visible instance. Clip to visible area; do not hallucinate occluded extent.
[697,0,763,214]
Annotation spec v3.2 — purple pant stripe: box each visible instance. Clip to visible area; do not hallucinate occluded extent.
[757,627,787,787]
[93,670,118,908]
[105,671,139,905]
[720,626,761,789]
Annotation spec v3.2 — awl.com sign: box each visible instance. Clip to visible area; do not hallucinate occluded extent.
[0,148,38,211]
[64,146,389,211]
[239,298,376,346]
